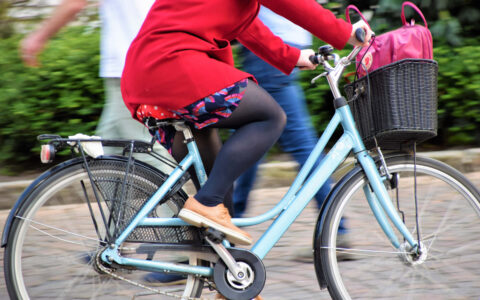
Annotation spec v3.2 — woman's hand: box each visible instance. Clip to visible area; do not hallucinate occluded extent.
[296,49,317,70]
[347,20,374,47]
[20,32,47,67]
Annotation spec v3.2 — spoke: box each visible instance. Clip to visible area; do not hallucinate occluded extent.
[16,215,103,247]
[415,182,435,221]
[411,264,463,297]
[420,217,478,256]
[424,253,480,282]
[379,267,415,297]
[322,246,406,256]
[428,239,480,259]
[425,194,459,243]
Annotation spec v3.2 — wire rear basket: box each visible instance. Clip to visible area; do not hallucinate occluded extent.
[345,59,438,150]
[87,159,202,244]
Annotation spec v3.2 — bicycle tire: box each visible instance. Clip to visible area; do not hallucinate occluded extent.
[318,154,480,299]
[4,157,208,299]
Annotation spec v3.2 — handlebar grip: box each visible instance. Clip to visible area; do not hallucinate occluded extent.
[355,28,366,43]
[38,134,62,141]
[309,55,320,65]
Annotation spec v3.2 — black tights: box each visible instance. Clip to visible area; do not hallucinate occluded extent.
[171,80,286,211]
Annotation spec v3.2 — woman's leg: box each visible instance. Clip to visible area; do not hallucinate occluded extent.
[195,81,286,205]
[171,127,234,215]
[178,80,286,245]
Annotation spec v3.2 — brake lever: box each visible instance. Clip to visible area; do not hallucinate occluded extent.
[329,53,340,66]
[311,72,328,85]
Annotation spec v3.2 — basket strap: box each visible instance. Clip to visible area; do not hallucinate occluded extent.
[401,1,428,28]
[345,5,372,28]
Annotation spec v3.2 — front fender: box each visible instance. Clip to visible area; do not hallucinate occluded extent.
[312,152,409,289]
[312,162,365,289]
[1,155,164,247]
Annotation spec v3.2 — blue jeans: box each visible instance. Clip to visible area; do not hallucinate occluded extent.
[234,47,346,233]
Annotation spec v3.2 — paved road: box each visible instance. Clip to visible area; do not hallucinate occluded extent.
[1,185,332,300]
[1,168,480,299]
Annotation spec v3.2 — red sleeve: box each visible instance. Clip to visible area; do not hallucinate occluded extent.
[237,17,301,75]
[260,0,352,50]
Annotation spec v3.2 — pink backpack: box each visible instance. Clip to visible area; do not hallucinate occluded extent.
[347,2,433,78]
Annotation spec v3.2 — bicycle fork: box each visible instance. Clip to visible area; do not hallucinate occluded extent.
[338,102,419,251]
[356,151,418,250]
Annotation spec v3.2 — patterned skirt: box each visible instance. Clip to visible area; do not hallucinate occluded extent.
[136,79,248,152]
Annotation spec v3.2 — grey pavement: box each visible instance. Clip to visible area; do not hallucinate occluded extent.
[1,148,480,299]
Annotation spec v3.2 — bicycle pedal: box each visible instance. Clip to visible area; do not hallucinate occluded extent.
[204,228,225,244]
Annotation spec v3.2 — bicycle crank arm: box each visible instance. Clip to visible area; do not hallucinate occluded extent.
[205,228,246,281]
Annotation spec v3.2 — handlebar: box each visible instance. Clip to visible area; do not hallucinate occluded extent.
[309,28,366,65]
[309,54,320,65]
[308,28,369,99]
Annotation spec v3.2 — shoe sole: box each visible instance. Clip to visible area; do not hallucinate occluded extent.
[178,209,252,245]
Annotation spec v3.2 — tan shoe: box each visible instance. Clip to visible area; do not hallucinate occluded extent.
[178,197,252,245]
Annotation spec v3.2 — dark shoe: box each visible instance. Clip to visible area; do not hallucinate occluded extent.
[179,197,252,245]
[335,233,359,261]
[292,247,314,263]
[292,234,359,263]
[143,272,187,286]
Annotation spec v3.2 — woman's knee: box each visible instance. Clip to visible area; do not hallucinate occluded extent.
[251,85,287,133]
[274,107,287,135]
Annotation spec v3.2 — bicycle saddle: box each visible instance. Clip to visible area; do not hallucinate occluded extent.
[136,104,181,121]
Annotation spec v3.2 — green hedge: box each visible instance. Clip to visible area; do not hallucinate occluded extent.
[0,27,103,172]
[1,27,480,172]
[435,40,480,145]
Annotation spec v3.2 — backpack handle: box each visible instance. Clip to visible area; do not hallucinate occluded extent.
[345,5,371,28]
[401,1,428,28]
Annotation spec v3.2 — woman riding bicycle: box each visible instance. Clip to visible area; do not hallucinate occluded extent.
[121,0,372,246]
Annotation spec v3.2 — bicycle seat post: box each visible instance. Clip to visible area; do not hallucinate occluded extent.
[170,120,208,186]
[173,121,194,142]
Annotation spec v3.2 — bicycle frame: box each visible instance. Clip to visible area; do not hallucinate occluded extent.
[101,47,419,277]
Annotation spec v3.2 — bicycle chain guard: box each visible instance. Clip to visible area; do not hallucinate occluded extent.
[95,250,214,300]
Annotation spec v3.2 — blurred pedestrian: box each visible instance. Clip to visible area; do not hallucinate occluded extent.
[233,7,349,261]
[233,7,331,217]
[19,0,171,171]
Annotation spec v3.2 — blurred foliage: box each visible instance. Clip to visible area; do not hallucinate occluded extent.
[0,26,103,173]
[434,39,480,145]
[0,1,13,38]
[332,0,480,45]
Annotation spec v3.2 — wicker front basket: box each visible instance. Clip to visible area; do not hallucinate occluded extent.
[345,59,438,150]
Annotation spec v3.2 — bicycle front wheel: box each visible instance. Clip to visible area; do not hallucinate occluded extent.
[319,154,480,299]
[4,157,206,299]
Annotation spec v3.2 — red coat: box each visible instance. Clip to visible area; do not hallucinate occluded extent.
[121,0,352,115]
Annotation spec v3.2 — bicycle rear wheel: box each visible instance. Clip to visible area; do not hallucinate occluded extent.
[319,154,480,299]
[4,157,208,299]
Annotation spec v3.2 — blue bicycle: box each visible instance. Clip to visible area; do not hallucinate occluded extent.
[3,38,480,299]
